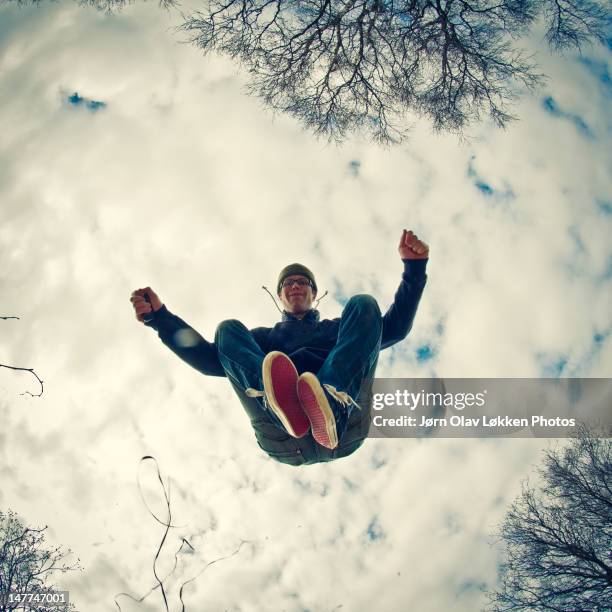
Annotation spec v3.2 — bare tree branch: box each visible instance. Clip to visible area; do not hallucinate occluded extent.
[4,0,608,142]
[0,510,81,612]
[486,426,612,611]
[0,363,44,398]
[114,456,250,612]
[541,0,611,51]
[1,0,178,13]
[176,0,609,143]
[1,316,44,397]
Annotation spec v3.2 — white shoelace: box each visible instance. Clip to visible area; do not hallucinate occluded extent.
[246,384,360,411]
[245,388,265,398]
[323,384,361,411]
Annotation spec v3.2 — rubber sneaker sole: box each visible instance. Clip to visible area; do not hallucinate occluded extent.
[262,352,310,438]
[297,372,338,449]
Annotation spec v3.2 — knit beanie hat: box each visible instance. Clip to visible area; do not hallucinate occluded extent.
[277,263,317,294]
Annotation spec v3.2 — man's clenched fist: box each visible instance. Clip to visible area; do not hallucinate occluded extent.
[398,229,429,260]
[130,287,163,323]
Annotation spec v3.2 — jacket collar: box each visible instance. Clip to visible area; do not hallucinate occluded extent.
[281,309,320,322]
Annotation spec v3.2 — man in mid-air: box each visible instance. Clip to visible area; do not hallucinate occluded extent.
[130,229,428,466]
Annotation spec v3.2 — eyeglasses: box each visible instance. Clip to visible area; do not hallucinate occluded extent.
[281,278,312,289]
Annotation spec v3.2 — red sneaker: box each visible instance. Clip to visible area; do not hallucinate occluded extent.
[296,372,338,449]
[262,352,310,438]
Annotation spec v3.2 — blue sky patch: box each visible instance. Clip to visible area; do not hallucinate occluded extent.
[537,353,569,377]
[539,331,610,377]
[541,96,593,138]
[416,344,434,362]
[542,96,559,115]
[366,515,385,541]
[589,330,609,358]
[475,181,493,196]
[579,57,612,96]
[571,115,591,136]
[467,156,515,202]
[68,92,84,106]
[596,199,612,215]
[573,330,610,375]
[67,91,107,112]
[330,278,350,307]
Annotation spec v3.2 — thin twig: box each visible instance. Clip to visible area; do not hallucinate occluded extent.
[0,364,44,397]
[1,316,44,397]
[115,456,248,611]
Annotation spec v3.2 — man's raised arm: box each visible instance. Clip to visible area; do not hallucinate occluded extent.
[130,287,226,377]
[380,230,429,349]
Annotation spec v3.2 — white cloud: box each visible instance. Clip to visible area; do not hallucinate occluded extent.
[0,1,610,611]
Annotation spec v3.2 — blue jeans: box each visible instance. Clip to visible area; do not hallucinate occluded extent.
[215,294,383,444]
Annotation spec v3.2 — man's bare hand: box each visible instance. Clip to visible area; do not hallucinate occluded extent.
[130,287,163,323]
[398,229,429,260]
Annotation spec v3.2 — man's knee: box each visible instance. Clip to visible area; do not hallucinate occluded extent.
[346,294,381,315]
[215,318,246,343]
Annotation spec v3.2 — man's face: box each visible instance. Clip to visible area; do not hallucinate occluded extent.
[278,275,316,314]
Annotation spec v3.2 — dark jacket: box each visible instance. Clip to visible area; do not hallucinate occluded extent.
[144,259,428,465]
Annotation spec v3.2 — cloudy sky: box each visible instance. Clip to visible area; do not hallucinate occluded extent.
[0,1,610,610]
